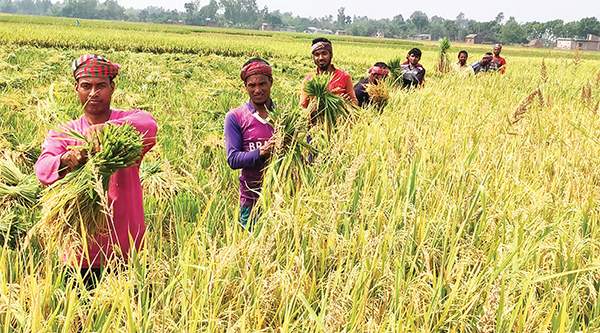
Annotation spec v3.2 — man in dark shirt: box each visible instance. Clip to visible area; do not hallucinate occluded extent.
[354,62,390,107]
[401,48,426,89]
[471,53,493,74]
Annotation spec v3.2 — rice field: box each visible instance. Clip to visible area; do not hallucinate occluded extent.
[2,13,600,332]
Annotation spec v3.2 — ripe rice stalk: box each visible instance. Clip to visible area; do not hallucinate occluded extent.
[436,37,451,74]
[581,82,592,104]
[304,74,352,139]
[37,122,144,243]
[596,69,600,89]
[540,59,548,83]
[509,88,542,125]
[139,158,186,200]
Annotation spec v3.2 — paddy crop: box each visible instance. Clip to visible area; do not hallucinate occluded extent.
[1,13,600,332]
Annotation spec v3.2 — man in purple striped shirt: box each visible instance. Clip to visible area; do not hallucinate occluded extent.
[224,58,275,228]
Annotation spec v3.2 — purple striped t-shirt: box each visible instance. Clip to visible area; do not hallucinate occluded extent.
[224,100,275,207]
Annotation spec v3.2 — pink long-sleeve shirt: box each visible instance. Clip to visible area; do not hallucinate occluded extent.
[35,110,157,268]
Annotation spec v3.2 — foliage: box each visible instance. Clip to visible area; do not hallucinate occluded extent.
[436,37,452,73]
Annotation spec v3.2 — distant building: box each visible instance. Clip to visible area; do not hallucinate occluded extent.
[335,30,346,36]
[278,26,296,33]
[407,34,431,41]
[205,20,219,28]
[465,34,483,44]
[372,31,384,38]
[556,34,600,51]
[260,23,275,31]
[303,27,333,35]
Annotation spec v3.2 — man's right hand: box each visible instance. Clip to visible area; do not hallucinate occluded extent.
[60,148,87,172]
[259,138,276,159]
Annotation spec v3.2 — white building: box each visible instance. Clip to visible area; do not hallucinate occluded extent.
[556,34,600,51]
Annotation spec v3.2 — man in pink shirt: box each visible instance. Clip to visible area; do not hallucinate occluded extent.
[35,54,157,285]
[299,37,358,108]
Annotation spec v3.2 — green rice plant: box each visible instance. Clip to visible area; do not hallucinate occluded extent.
[304,74,351,138]
[37,122,144,243]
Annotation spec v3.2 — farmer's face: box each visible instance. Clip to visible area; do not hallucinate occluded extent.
[245,74,272,106]
[407,53,420,66]
[75,76,114,115]
[458,53,468,66]
[313,49,332,71]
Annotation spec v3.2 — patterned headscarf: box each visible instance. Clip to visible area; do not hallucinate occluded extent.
[72,54,120,80]
[368,65,390,75]
[311,41,333,54]
[494,43,502,49]
[240,61,272,81]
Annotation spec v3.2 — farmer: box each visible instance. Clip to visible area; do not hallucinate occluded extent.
[400,48,426,89]
[452,50,474,75]
[354,62,390,107]
[491,44,506,73]
[300,37,358,108]
[34,54,157,285]
[224,58,276,229]
[471,53,493,74]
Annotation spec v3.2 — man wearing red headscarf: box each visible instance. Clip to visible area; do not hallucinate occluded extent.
[299,37,358,108]
[491,44,506,74]
[224,57,276,229]
[354,62,390,107]
[35,54,157,286]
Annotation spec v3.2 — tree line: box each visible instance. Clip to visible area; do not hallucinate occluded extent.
[1,0,599,45]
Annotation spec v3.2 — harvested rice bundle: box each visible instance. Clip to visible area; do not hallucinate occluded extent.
[0,132,42,169]
[304,74,350,136]
[387,57,404,86]
[0,157,40,206]
[38,122,144,242]
[364,82,391,111]
[263,106,317,196]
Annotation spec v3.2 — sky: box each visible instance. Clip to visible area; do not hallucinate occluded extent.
[114,0,599,23]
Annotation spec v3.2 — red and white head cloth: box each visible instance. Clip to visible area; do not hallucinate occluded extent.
[72,54,120,80]
[368,65,390,75]
[240,61,272,81]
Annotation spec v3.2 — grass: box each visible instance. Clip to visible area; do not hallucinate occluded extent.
[1,13,600,332]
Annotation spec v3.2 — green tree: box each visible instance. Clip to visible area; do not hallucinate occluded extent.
[409,11,428,33]
[500,17,527,44]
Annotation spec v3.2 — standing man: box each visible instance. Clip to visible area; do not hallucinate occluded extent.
[491,44,506,73]
[224,58,276,229]
[400,48,426,89]
[451,50,474,76]
[354,62,390,107]
[35,54,157,284]
[471,53,493,74]
[300,37,358,108]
